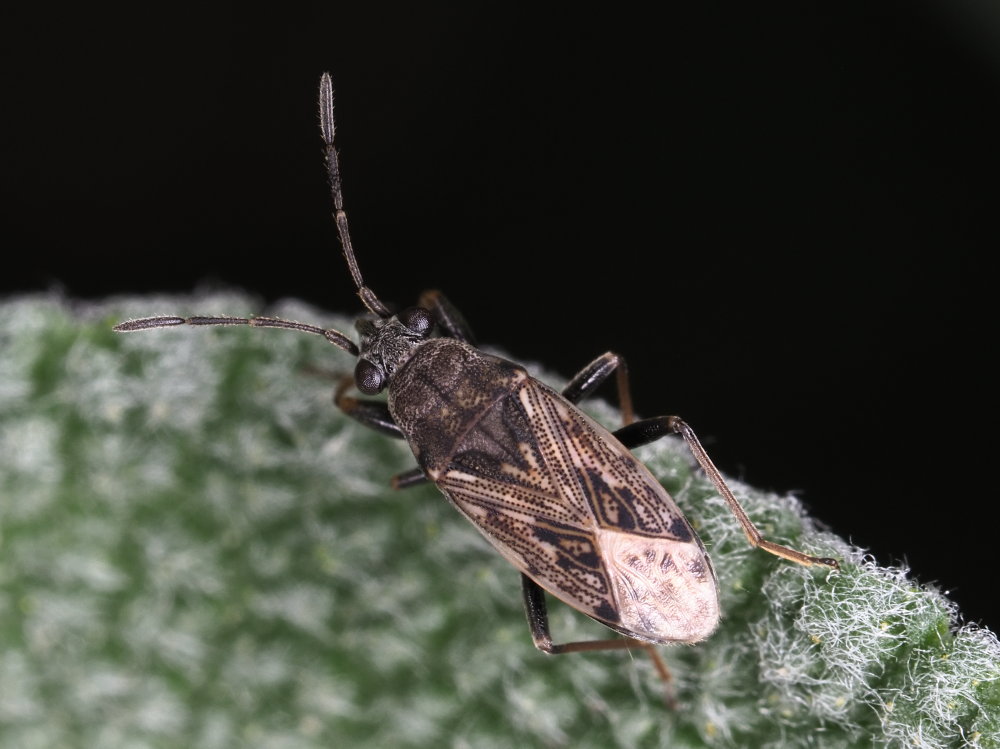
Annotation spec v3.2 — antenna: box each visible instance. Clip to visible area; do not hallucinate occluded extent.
[113,74,395,353]
[112,315,359,356]
[319,72,391,318]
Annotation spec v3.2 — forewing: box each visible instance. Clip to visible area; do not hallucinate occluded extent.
[435,378,719,643]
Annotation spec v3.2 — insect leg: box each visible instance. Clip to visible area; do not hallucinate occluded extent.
[417,290,476,344]
[560,352,635,426]
[615,416,840,570]
[332,376,430,488]
[333,375,405,439]
[521,574,676,706]
[520,573,648,655]
[391,467,428,489]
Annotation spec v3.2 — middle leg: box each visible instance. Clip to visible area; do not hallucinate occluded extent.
[561,351,635,426]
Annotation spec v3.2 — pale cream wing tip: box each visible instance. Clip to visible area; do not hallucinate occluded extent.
[598,529,720,644]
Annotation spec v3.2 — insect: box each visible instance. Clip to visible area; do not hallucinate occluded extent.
[115,73,839,700]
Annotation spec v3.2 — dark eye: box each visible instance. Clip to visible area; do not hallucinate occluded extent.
[355,359,385,394]
[398,306,432,335]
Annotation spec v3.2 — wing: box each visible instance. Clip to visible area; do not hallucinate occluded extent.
[435,377,720,644]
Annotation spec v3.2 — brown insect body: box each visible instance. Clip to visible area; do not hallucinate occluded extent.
[113,74,838,699]
[389,337,720,644]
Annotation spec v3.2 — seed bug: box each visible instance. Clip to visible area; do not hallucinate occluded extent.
[115,73,839,701]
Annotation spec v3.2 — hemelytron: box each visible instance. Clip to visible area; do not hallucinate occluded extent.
[115,73,839,702]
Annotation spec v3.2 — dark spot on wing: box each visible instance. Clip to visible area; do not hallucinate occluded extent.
[593,600,619,624]
[669,516,693,542]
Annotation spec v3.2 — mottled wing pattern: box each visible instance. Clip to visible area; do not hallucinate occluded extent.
[436,378,720,643]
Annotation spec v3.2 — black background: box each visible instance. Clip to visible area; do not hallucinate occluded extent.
[4,4,997,631]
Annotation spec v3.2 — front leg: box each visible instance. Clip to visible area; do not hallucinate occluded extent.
[334,376,430,489]
[334,375,404,439]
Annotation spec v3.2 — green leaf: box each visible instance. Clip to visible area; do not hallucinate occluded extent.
[1,293,997,748]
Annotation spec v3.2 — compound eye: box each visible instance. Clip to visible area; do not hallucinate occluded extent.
[398,306,432,335]
[354,359,385,395]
